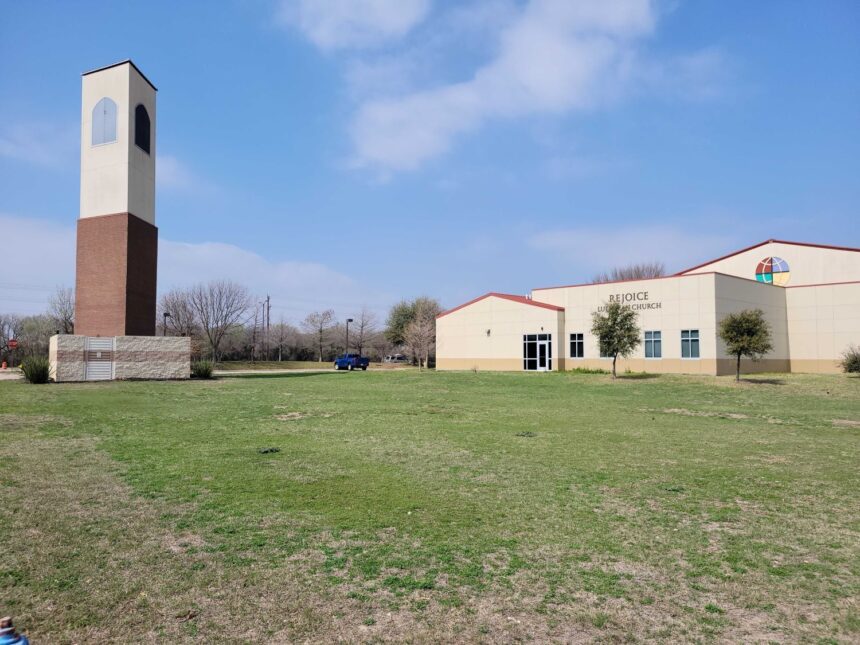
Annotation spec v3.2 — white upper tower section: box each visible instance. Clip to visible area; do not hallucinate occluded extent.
[80,60,157,225]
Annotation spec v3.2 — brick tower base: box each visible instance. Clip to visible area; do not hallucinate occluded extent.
[75,212,157,337]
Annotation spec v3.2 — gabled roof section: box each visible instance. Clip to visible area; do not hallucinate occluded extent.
[437,292,564,319]
[675,239,860,276]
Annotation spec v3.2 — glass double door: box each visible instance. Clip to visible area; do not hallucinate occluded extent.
[523,334,552,371]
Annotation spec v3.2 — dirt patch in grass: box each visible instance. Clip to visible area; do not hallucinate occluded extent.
[832,419,860,428]
[642,407,750,420]
[162,532,207,554]
[643,407,800,425]
[664,407,749,419]
[275,412,308,421]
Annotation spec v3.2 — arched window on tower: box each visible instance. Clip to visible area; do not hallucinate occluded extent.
[91,97,117,146]
[134,104,151,154]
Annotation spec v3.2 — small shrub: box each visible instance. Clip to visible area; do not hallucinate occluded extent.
[840,345,860,373]
[21,356,51,384]
[191,360,214,379]
[568,367,608,375]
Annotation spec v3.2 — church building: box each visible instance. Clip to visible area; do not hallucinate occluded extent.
[436,240,860,375]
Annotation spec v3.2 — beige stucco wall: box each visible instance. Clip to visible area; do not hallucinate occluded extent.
[713,273,789,366]
[785,282,860,373]
[534,273,722,373]
[436,296,563,371]
[81,62,156,224]
[680,241,860,287]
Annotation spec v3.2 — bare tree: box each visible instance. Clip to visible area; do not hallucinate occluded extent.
[188,280,252,361]
[592,261,666,284]
[352,307,378,356]
[1,315,22,364]
[404,300,439,369]
[3,314,55,359]
[368,330,391,363]
[48,286,75,334]
[271,318,300,361]
[301,309,336,362]
[338,307,379,356]
[158,288,198,337]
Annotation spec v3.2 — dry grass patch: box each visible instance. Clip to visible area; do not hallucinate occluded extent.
[0,413,71,431]
[274,411,307,421]
[832,419,860,428]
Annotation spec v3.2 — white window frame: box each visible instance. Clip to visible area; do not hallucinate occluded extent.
[644,330,662,359]
[681,329,700,359]
[523,333,553,371]
[91,97,118,147]
[569,332,584,359]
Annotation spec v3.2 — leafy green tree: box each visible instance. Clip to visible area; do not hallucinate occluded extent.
[718,309,774,381]
[385,300,415,346]
[385,297,441,348]
[591,301,641,379]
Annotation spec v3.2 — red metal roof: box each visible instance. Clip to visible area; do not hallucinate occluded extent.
[437,292,564,319]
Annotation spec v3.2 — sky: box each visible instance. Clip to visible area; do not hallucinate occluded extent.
[1,0,859,321]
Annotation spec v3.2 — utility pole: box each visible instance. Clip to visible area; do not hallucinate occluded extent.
[266,294,271,361]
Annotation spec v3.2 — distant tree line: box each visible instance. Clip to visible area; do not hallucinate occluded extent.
[1,283,443,368]
[1,286,77,363]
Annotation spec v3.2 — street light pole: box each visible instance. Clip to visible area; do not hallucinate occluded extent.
[163,312,171,336]
[346,318,354,355]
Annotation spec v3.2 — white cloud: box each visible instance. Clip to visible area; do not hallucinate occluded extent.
[0,214,76,314]
[0,121,78,168]
[349,0,657,171]
[0,214,391,319]
[279,0,431,50]
[528,225,739,277]
[158,239,391,318]
[156,154,195,190]
[156,153,216,194]
[637,46,730,101]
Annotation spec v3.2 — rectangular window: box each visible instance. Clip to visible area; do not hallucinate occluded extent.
[681,329,700,358]
[523,334,537,370]
[569,333,584,359]
[644,331,662,358]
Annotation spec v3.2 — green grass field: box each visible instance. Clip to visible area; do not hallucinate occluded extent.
[1,371,858,642]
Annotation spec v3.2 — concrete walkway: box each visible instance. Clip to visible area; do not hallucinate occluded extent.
[0,369,23,381]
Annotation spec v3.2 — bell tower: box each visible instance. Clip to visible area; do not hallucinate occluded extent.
[75,60,158,336]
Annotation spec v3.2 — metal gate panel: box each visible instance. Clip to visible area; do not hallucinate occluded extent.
[85,337,115,381]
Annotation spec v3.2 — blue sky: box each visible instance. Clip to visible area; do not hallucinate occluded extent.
[1,0,858,320]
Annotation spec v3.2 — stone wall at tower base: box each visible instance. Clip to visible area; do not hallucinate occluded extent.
[50,335,191,382]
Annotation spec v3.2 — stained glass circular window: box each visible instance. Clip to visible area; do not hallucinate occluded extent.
[755,256,790,286]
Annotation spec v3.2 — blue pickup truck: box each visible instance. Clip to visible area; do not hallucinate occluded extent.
[333,353,370,371]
